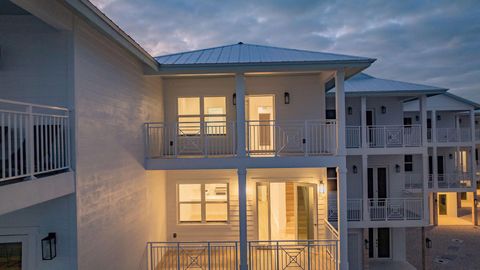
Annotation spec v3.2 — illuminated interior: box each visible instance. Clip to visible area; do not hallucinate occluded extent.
[178,183,229,223]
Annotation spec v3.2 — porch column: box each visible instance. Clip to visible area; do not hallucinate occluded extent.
[470,109,477,190]
[335,69,346,156]
[361,96,367,149]
[432,110,438,189]
[420,95,430,224]
[237,167,248,270]
[473,192,478,225]
[337,166,349,270]
[236,73,247,157]
[362,154,369,222]
[432,192,438,225]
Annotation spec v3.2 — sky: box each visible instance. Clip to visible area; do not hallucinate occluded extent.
[92,0,480,102]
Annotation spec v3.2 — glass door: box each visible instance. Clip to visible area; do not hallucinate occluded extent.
[368,228,391,259]
[0,235,28,270]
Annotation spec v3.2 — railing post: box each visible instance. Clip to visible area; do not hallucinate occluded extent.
[208,242,211,270]
[304,120,309,157]
[276,241,280,270]
[27,105,35,179]
[307,241,311,270]
[235,241,239,270]
[177,242,181,270]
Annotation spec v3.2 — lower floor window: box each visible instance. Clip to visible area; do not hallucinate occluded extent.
[178,183,229,223]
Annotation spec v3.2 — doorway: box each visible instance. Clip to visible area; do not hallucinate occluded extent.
[368,168,388,199]
[246,95,275,154]
[256,182,317,240]
[368,228,391,259]
[0,235,28,270]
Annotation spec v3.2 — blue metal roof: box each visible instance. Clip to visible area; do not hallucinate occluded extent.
[155,42,375,65]
[329,73,447,95]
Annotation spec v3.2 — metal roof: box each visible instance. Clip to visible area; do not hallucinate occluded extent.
[154,42,375,65]
[328,73,447,96]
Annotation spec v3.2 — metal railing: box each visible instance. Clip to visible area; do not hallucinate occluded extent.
[0,99,70,182]
[327,199,363,222]
[145,121,236,158]
[367,125,422,148]
[433,127,472,143]
[246,120,337,156]
[249,240,338,270]
[437,172,472,188]
[345,126,361,148]
[404,173,423,190]
[368,198,422,221]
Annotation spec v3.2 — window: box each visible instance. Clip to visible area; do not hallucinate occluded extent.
[326,110,336,120]
[177,97,226,135]
[327,167,337,192]
[178,183,229,223]
[404,155,413,172]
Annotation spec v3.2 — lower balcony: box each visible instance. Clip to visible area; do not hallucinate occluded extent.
[428,172,473,189]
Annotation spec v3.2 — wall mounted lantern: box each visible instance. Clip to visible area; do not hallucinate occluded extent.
[348,107,353,115]
[42,233,57,260]
[437,115,441,121]
[449,153,453,160]
[415,115,419,122]
[233,93,236,106]
[395,164,401,173]
[318,183,325,194]
[284,92,290,104]
[381,106,386,114]
[425,238,432,249]
[352,165,358,174]
[364,239,369,249]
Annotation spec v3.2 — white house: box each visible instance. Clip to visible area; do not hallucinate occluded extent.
[0,1,478,270]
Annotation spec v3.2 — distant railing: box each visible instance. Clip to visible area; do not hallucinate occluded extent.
[404,173,423,190]
[0,99,70,182]
[368,198,422,221]
[437,172,472,188]
[249,240,339,270]
[246,120,337,157]
[367,125,421,148]
[327,199,362,222]
[345,126,361,148]
[145,121,236,158]
[433,127,472,143]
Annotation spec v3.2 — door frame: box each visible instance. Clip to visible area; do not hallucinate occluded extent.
[368,228,392,259]
[0,227,37,270]
[245,94,276,122]
[367,167,389,199]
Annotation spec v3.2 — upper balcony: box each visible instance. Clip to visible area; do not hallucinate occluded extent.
[346,125,422,150]
[428,127,472,144]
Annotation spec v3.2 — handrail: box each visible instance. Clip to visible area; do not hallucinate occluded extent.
[0,98,69,112]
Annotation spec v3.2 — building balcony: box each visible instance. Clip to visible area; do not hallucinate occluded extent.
[427,127,472,143]
[404,173,424,191]
[346,125,422,149]
[428,172,473,189]
[145,120,337,159]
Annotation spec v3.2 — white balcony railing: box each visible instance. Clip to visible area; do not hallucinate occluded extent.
[433,127,472,143]
[368,198,422,221]
[327,199,363,222]
[345,126,361,148]
[246,120,337,156]
[367,125,422,148]
[0,99,70,183]
[404,173,423,190]
[145,121,236,158]
[437,172,472,188]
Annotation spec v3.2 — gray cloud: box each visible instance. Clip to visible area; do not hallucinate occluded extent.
[92,0,480,101]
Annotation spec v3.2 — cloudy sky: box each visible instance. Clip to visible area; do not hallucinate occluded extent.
[92,0,480,101]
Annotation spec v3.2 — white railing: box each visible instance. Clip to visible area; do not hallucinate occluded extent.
[249,240,339,270]
[434,127,472,143]
[367,125,422,148]
[0,99,70,183]
[437,172,472,188]
[327,199,363,222]
[246,120,337,157]
[148,241,239,270]
[346,126,361,148]
[404,173,423,190]
[145,121,236,158]
[368,198,422,221]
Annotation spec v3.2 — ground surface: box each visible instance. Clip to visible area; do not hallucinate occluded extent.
[408,225,480,270]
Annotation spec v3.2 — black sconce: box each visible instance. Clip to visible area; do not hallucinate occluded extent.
[352,165,358,174]
[233,93,236,106]
[437,115,441,121]
[284,92,290,104]
[395,164,401,173]
[42,233,57,260]
[364,239,369,249]
[381,106,386,114]
[449,153,453,159]
[348,107,353,115]
[415,115,419,122]
[425,237,432,249]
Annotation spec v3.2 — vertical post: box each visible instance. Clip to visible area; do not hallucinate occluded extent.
[361,96,367,149]
[235,74,246,157]
[420,95,430,224]
[432,110,438,189]
[472,192,478,226]
[336,69,346,156]
[362,154,369,222]
[470,109,477,189]
[237,168,248,270]
[337,167,348,270]
[27,105,35,178]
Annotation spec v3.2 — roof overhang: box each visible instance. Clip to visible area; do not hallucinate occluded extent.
[327,89,448,97]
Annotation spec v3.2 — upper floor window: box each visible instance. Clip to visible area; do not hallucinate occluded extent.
[178,183,229,223]
[177,97,226,135]
[404,155,413,172]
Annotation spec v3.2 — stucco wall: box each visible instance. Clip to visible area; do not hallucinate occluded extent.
[73,16,166,270]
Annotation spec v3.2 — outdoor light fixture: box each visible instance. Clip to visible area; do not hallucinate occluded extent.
[425,238,432,249]
[318,183,325,194]
[449,153,453,159]
[348,107,353,115]
[437,115,441,121]
[381,106,386,114]
[232,93,236,105]
[41,233,57,260]
[284,92,290,104]
[395,164,401,173]
[352,165,358,174]
[415,115,419,121]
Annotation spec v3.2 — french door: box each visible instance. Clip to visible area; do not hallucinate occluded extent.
[368,228,391,258]
[0,235,29,270]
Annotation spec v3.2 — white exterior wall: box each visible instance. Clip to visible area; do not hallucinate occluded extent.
[72,16,166,270]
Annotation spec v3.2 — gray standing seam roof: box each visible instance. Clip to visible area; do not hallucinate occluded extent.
[154,43,374,65]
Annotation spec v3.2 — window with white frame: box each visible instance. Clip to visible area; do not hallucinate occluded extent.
[178,183,229,223]
[177,97,227,135]
[404,155,413,172]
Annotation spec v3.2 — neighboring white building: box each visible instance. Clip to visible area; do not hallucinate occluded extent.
[0,1,477,270]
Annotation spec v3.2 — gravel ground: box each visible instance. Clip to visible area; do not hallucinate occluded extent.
[407,226,480,270]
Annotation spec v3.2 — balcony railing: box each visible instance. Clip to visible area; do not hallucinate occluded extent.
[429,127,472,143]
[246,120,337,157]
[147,239,339,270]
[145,121,236,158]
[346,125,421,148]
[428,172,472,189]
[0,99,70,183]
[368,198,422,221]
[404,173,423,190]
[327,199,363,222]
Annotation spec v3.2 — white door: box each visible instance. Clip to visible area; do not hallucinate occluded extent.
[0,235,29,270]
